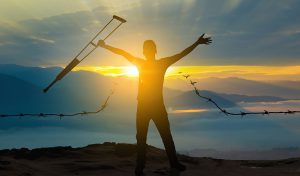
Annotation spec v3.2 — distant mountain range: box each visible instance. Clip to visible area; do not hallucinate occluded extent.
[0,64,117,110]
[267,80,300,90]
[0,64,292,112]
[218,93,286,103]
[0,64,293,116]
[166,90,236,109]
[166,77,300,99]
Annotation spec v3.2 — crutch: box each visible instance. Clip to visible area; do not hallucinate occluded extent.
[43,15,126,93]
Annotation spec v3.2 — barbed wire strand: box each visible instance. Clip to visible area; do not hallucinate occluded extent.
[0,89,115,119]
[181,74,300,117]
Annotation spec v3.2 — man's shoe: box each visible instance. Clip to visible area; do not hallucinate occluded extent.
[135,165,144,176]
[171,162,186,171]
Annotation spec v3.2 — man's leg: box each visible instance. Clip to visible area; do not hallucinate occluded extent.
[153,111,186,171]
[135,112,150,175]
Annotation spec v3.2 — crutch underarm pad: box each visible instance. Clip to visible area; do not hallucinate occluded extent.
[113,15,126,23]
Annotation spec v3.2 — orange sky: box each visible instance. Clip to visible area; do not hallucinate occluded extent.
[73,65,300,81]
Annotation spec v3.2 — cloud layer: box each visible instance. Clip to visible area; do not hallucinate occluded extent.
[0,0,300,66]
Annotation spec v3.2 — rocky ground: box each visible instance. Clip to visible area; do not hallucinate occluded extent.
[0,142,300,176]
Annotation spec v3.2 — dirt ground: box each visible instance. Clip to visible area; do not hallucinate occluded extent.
[0,142,300,176]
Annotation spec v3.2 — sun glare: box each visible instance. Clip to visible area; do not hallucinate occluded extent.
[74,66,178,78]
[123,66,139,77]
[74,66,140,77]
[170,108,208,114]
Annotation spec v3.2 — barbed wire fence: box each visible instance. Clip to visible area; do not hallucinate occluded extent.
[0,89,115,119]
[180,73,300,117]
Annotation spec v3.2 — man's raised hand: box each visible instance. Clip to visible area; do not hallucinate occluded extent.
[97,40,106,47]
[197,33,212,45]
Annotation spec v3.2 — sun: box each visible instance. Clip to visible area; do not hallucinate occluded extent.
[123,66,139,77]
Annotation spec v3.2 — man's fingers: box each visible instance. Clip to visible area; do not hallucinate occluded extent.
[205,39,212,45]
[198,34,212,45]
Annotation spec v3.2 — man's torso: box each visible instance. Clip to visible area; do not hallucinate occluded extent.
[136,59,169,104]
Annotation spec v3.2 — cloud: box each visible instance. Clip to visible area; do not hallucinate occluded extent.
[0,19,28,34]
[1,0,300,66]
[0,41,16,47]
[222,0,242,13]
[29,36,55,44]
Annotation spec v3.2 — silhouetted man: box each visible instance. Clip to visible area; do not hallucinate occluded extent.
[98,34,211,175]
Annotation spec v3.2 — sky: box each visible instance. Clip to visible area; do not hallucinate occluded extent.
[1,1,300,152]
[0,0,300,80]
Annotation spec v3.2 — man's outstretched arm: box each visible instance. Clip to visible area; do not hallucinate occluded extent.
[97,40,142,65]
[162,34,212,65]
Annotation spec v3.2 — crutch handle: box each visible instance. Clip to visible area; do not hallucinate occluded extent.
[56,58,80,80]
[113,15,126,23]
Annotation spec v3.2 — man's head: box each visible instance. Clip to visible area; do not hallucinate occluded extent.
[143,40,156,60]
